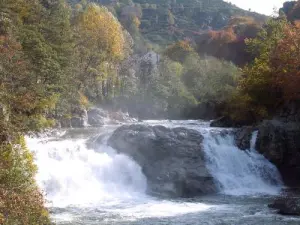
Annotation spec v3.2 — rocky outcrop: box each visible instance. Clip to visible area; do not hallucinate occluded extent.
[59,108,88,128]
[275,100,300,123]
[210,116,237,128]
[87,108,107,127]
[106,124,217,197]
[210,115,255,128]
[234,126,256,150]
[256,120,300,186]
[60,118,71,128]
[110,111,137,123]
[70,116,86,128]
[269,198,300,216]
[87,108,137,126]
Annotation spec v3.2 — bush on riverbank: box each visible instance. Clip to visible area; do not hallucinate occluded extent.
[0,136,51,225]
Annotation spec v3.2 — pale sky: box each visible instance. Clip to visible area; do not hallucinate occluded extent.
[227,0,287,15]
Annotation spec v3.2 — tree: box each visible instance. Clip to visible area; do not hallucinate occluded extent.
[165,40,194,63]
[0,1,72,223]
[226,18,288,123]
[270,21,300,100]
[73,3,125,103]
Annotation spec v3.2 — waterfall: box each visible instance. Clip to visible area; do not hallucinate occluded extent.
[26,133,147,208]
[202,130,283,195]
[26,122,283,210]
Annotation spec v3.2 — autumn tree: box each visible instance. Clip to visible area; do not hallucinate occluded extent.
[226,18,288,123]
[0,0,72,223]
[73,3,125,103]
[196,16,262,66]
[165,40,194,63]
[270,21,300,101]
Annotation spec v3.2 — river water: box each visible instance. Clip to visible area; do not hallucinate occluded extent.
[26,121,300,225]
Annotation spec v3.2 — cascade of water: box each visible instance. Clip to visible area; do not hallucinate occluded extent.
[202,130,283,195]
[27,122,283,210]
[27,134,147,207]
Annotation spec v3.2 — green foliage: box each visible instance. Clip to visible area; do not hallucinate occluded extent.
[182,55,241,104]
[0,136,51,225]
[69,0,267,48]
[226,18,288,123]
[165,40,194,63]
[0,0,74,223]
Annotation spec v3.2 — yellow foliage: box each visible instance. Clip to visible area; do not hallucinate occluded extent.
[76,3,125,60]
[132,15,141,28]
[78,91,90,108]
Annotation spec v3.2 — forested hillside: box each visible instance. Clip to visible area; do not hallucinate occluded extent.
[70,0,267,48]
[1,0,300,223]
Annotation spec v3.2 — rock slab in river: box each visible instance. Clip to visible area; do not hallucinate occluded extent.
[269,198,300,216]
[107,124,217,197]
[87,108,106,126]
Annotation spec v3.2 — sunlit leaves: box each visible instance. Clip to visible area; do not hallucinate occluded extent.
[0,137,51,225]
[226,17,300,123]
[270,22,300,100]
[75,3,125,60]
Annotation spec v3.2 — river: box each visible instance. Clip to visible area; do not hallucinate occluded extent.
[26,120,300,225]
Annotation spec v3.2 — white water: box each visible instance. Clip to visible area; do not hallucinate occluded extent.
[27,135,147,207]
[202,130,283,195]
[26,123,286,224]
[26,128,211,223]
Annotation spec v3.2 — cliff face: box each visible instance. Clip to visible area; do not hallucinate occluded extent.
[256,101,300,186]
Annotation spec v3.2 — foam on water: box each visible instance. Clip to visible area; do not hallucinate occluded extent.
[26,123,286,224]
[27,131,212,222]
[27,136,147,208]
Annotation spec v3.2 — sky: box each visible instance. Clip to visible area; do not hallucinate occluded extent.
[227,0,287,15]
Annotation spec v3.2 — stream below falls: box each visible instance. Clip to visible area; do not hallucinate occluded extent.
[26,120,300,225]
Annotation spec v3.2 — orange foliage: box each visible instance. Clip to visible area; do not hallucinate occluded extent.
[208,27,237,44]
[270,24,300,100]
[165,40,194,63]
[196,17,262,66]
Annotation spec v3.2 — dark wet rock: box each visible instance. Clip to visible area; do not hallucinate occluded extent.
[87,108,137,126]
[110,111,137,123]
[234,126,255,150]
[269,198,300,216]
[275,100,300,123]
[256,120,300,186]
[210,115,255,128]
[87,108,106,127]
[60,118,71,128]
[71,116,86,128]
[106,124,217,198]
[210,116,234,128]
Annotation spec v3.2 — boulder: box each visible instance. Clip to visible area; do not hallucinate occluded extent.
[256,120,300,186]
[210,116,237,128]
[109,111,137,123]
[107,124,217,197]
[87,108,107,127]
[71,116,86,128]
[60,118,71,128]
[234,126,255,150]
[269,198,300,216]
[69,108,88,128]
